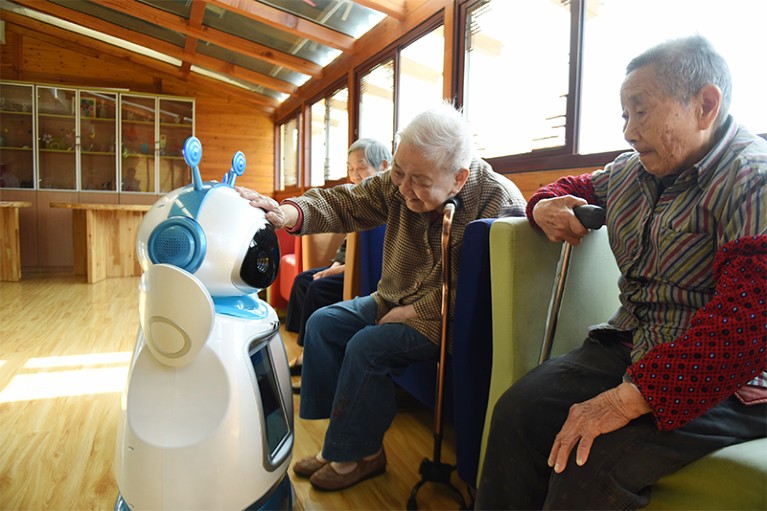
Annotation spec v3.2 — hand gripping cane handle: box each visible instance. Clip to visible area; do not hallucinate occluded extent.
[573,204,606,231]
[539,204,605,364]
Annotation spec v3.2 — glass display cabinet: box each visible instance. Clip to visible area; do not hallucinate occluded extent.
[0,82,35,189]
[158,97,194,193]
[121,94,194,193]
[80,90,118,191]
[0,81,194,194]
[36,85,78,190]
[120,94,156,193]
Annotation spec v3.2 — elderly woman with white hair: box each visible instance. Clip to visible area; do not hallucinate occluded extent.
[238,103,525,491]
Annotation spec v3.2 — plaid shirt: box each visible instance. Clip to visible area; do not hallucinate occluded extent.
[285,158,525,350]
[528,117,767,429]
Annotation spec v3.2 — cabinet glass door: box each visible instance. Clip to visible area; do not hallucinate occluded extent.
[158,98,194,193]
[80,91,117,191]
[121,94,156,193]
[37,86,77,189]
[0,82,35,188]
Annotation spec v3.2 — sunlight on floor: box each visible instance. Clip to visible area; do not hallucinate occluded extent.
[0,351,131,403]
[24,351,132,369]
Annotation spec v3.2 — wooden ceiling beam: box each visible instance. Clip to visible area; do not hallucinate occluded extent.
[1,12,276,113]
[7,0,295,96]
[208,0,355,53]
[353,0,408,21]
[99,0,322,78]
[179,0,207,77]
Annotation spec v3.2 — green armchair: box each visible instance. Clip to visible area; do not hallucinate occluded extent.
[479,216,767,509]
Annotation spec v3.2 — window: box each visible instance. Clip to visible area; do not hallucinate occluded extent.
[359,59,395,148]
[579,0,767,154]
[358,22,445,151]
[310,87,350,187]
[398,26,445,133]
[460,0,767,169]
[463,0,571,159]
[279,115,299,190]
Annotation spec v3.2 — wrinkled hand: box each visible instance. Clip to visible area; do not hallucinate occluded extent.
[548,382,651,473]
[236,186,287,229]
[533,195,590,245]
[379,304,416,324]
[314,262,345,279]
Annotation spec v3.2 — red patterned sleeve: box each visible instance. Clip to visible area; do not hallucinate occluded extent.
[626,235,767,431]
[525,173,599,229]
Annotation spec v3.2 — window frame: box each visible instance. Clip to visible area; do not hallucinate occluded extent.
[456,0,625,174]
[354,14,445,153]
[456,0,765,175]
[307,78,351,188]
[273,108,302,193]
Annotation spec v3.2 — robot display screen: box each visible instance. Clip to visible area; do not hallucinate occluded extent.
[249,344,289,459]
[240,224,280,289]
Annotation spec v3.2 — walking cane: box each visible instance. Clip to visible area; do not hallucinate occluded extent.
[408,197,468,511]
[539,205,605,364]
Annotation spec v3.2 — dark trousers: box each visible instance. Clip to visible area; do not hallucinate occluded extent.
[475,336,767,510]
[285,266,344,347]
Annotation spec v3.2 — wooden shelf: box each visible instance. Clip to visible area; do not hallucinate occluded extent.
[0,109,32,116]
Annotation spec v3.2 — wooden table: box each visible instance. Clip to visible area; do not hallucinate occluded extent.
[0,201,32,282]
[50,202,151,283]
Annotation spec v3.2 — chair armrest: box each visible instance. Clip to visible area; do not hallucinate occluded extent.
[301,232,346,270]
[478,217,621,485]
[343,232,361,301]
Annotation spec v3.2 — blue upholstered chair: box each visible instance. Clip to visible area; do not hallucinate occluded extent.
[344,219,497,490]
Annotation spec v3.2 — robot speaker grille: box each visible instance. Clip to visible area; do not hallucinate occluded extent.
[148,217,207,273]
[154,227,193,261]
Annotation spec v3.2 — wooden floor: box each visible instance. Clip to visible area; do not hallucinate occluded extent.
[0,274,470,510]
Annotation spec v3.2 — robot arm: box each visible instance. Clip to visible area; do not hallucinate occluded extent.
[139,264,214,367]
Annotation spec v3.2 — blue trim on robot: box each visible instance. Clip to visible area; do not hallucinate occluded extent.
[169,184,212,220]
[213,294,270,319]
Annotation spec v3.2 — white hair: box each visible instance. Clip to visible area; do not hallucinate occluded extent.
[397,102,473,174]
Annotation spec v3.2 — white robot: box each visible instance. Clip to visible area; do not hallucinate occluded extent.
[114,137,294,510]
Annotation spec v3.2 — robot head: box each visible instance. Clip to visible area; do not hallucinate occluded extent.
[136,137,279,297]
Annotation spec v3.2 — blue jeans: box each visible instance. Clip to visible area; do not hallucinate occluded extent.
[299,296,438,462]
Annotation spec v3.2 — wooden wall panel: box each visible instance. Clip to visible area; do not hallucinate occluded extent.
[193,94,275,193]
[0,26,275,272]
[505,167,600,200]
[0,28,275,194]
[35,190,77,271]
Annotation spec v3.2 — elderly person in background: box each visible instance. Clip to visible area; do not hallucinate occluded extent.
[238,103,526,491]
[285,138,391,391]
[476,35,766,510]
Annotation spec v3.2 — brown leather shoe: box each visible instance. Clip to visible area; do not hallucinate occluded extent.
[309,449,386,491]
[293,454,327,478]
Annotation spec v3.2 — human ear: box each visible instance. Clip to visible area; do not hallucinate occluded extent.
[452,167,470,194]
[698,84,722,130]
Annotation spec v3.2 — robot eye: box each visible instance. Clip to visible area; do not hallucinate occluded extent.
[240,223,279,289]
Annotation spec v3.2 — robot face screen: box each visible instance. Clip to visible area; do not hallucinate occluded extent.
[240,223,280,289]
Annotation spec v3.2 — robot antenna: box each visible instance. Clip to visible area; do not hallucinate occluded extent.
[183,136,204,191]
